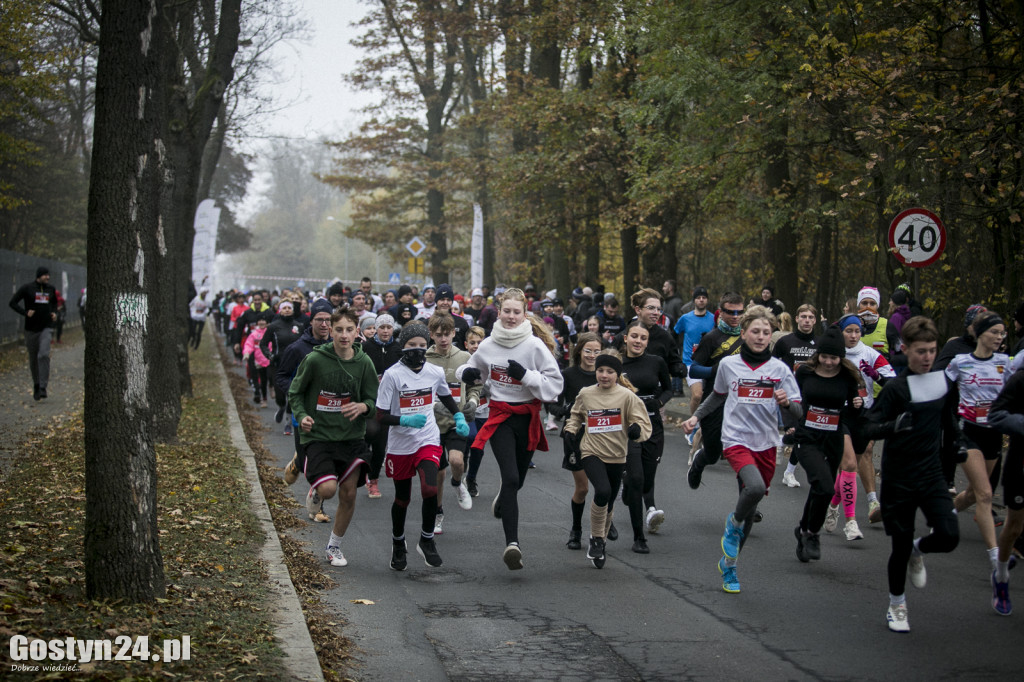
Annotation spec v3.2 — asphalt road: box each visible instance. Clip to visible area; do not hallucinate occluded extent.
[245,368,1023,681]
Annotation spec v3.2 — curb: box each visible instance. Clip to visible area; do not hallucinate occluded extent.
[212,345,325,682]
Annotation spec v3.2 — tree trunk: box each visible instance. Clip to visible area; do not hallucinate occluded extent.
[765,120,798,309]
[84,0,167,602]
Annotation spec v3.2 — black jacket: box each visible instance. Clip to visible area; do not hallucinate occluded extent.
[9,280,57,333]
[274,326,330,398]
[614,321,685,378]
[260,314,309,362]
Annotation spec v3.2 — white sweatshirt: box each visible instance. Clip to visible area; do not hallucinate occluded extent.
[456,335,563,404]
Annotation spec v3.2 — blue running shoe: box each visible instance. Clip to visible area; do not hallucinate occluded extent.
[685,424,699,446]
[992,571,1012,616]
[721,513,744,560]
[718,556,740,593]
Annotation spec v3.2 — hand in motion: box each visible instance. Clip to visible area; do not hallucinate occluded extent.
[859,360,881,381]
[506,359,527,381]
[400,413,428,429]
[462,367,482,385]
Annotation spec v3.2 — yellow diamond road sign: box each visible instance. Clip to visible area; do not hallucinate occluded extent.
[405,236,427,257]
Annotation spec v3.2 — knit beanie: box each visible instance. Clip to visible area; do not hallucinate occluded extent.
[310,298,334,318]
[817,327,846,358]
[594,354,623,376]
[397,322,430,348]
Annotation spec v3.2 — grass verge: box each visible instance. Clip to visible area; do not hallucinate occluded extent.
[0,343,284,680]
[217,344,358,681]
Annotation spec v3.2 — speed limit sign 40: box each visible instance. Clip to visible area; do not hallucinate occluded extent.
[888,208,947,268]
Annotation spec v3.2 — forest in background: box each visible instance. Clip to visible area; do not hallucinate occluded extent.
[323,0,1024,332]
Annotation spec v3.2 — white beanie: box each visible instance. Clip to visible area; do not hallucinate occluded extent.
[857,286,881,307]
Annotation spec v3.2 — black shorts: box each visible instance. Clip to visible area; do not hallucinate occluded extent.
[1003,448,1024,511]
[305,439,369,488]
[439,429,468,471]
[880,476,957,537]
[961,421,1004,461]
[846,419,870,455]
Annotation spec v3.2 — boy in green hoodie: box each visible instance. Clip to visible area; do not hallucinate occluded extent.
[288,306,379,568]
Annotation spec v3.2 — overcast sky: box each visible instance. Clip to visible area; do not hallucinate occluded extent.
[259,0,373,142]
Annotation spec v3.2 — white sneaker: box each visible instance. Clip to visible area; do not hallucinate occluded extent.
[645,507,665,535]
[908,554,927,588]
[306,487,322,520]
[844,518,864,541]
[455,481,473,511]
[782,471,800,488]
[823,504,840,533]
[326,545,347,567]
[433,512,445,535]
[545,417,558,432]
[886,603,910,632]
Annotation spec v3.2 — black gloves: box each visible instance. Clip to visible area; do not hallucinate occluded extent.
[462,367,482,385]
[643,397,661,413]
[628,423,642,440]
[955,437,970,464]
[562,428,579,454]
[507,359,527,381]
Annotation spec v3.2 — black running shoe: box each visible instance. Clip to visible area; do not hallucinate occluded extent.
[795,527,810,563]
[466,478,479,497]
[753,510,764,523]
[390,540,408,571]
[632,538,650,554]
[687,450,705,489]
[566,528,582,550]
[805,531,821,561]
[607,522,619,542]
[275,405,286,423]
[587,537,606,569]
[417,537,443,568]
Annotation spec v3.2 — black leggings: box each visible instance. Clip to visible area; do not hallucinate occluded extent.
[491,413,535,545]
[391,461,440,539]
[620,444,646,541]
[888,526,959,595]
[638,419,664,509]
[364,418,388,480]
[797,438,842,533]
[582,457,625,509]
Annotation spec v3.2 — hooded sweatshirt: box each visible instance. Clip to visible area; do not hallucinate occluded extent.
[426,343,482,430]
[288,342,377,445]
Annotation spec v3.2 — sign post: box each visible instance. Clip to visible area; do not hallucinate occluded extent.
[887,208,946,268]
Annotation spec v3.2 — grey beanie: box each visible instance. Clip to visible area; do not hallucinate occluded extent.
[397,321,430,348]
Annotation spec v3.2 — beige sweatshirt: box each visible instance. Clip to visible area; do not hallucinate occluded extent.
[565,383,652,463]
[426,344,482,432]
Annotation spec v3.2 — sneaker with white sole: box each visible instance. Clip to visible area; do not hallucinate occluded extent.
[306,487,322,520]
[823,504,841,533]
[782,471,800,488]
[992,571,1012,615]
[886,603,910,632]
[844,518,864,541]
[645,507,665,535]
[284,454,300,485]
[868,499,882,524]
[492,486,502,519]
[390,540,407,571]
[417,537,443,567]
[908,554,927,588]
[433,512,445,535]
[503,543,523,570]
[587,537,606,569]
[366,479,382,499]
[326,545,347,567]
[545,417,558,432]
[455,480,473,510]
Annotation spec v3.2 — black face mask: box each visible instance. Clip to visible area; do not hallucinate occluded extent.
[401,347,427,369]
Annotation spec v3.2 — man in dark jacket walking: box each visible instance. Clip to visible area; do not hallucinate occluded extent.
[8,267,58,400]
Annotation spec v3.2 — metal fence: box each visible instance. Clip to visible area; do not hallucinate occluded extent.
[1,249,87,345]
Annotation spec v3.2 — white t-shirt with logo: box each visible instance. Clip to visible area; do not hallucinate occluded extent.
[944,352,1009,426]
[377,362,451,455]
[713,354,801,452]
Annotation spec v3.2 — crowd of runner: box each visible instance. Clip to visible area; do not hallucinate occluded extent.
[193,277,1024,633]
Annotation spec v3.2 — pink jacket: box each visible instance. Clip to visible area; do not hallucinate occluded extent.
[243,327,272,368]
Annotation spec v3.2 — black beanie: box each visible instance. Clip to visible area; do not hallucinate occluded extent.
[36,266,49,279]
[817,327,846,359]
[397,321,430,348]
[594,353,623,376]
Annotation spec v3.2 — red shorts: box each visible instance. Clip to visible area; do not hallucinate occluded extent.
[385,445,443,481]
[723,445,777,494]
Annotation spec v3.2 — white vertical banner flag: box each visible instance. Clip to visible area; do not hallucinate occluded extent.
[470,203,484,290]
[192,199,220,288]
